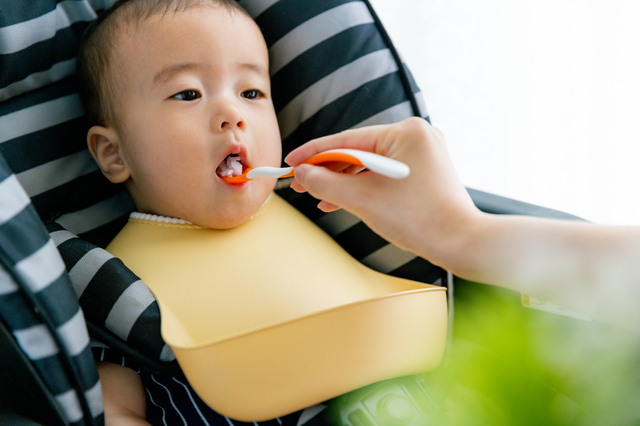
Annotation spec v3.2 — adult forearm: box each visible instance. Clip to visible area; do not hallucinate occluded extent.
[447,213,640,331]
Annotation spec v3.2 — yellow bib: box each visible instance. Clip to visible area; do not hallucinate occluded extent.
[107,194,447,421]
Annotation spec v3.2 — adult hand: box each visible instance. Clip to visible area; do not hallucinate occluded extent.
[287,119,640,333]
[285,117,480,267]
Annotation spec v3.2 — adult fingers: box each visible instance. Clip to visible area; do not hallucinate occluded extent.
[293,164,380,215]
[285,123,390,166]
[317,200,341,212]
[289,162,361,194]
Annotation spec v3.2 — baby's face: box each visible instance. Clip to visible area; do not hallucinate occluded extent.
[110,6,281,228]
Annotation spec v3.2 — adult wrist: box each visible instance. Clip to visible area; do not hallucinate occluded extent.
[437,209,491,280]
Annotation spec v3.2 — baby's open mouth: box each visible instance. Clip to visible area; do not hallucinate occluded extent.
[216,154,244,178]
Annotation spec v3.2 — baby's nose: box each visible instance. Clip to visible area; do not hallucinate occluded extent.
[220,119,246,130]
[213,102,246,132]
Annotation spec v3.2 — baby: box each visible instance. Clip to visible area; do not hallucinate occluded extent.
[77,0,282,423]
[79,0,281,231]
[77,0,445,424]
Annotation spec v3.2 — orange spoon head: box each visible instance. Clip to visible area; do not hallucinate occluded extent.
[220,168,253,184]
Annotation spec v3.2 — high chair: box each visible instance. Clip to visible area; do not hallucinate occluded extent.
[2,1,637,425]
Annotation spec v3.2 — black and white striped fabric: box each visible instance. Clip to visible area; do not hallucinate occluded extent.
[1,0,447,423]
[241,0,429,152]
[0,153,104,426]
[47,221,180,373]
[0,0,132,249]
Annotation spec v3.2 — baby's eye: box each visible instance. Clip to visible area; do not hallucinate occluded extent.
[171,89,201,101]
[241,89,264,100]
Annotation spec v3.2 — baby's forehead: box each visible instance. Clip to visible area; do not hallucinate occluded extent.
[108,6,222,66]
[105,4,266,98]
[117,2,247,34]
[111,4,259,61]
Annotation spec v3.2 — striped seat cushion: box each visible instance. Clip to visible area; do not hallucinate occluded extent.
[0,0,132,248]
[1,0,446,371]
[0,152,103,426]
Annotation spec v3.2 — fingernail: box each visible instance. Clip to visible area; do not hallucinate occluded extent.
[290,179,304,193]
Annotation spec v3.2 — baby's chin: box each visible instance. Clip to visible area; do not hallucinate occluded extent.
[135,183,276,229]
[201,213,253,230]
[188,198,272,229]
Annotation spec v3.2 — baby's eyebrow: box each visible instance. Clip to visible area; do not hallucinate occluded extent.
[238,62,269,79]
[151,62,200,88]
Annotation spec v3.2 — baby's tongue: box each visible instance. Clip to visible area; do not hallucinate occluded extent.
[216,156,243,177]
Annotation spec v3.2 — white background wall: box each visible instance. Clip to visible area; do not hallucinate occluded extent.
[368,0,640,225]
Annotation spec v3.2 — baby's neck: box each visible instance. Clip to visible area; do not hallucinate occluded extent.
[131,193,274,229]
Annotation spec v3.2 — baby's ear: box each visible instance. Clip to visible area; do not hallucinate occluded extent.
[87,126,130,184]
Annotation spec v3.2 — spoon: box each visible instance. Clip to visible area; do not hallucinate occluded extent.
[221,149,410,184]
